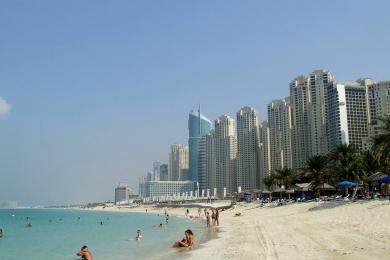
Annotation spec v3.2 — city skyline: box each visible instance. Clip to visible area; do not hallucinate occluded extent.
[1,1,390,205]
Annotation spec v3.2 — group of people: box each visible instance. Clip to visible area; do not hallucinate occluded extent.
[204,208,219,227]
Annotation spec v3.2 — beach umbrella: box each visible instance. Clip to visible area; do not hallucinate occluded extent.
[336,181,356,187]
[378,176,390,184]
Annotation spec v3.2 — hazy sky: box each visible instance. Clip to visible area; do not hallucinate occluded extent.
[1,1,389,205]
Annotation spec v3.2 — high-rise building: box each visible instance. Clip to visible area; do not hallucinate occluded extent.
[214,115,237,196]
[290,75,311,169]
[259,120,271,181]
[267,97,293,171]
[308,70,334,155]
[168,144,189,181]
[366,80,390,144]
[146,172,152,182]
[152,161,161,181]
[326,82,369,151]
[237,107,261,191]
[206,130,217,192]
[159,164,168,181]
[115,182,129,205]
[198,136,208,191]
[188,109,212,182]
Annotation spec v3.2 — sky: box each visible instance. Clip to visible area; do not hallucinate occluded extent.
[1,0,389,206]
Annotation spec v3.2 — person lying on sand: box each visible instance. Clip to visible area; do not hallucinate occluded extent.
[77,245,93,260]
[234,212,242,217]
[172,229,195,248]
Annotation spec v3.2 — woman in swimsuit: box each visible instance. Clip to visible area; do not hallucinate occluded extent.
[172,229,195,248]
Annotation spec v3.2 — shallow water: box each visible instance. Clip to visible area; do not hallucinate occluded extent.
[0,209,207,260]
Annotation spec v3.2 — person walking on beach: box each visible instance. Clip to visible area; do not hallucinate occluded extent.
[204,208,207,217]
[172,229,195,248]
[198,208,201,218]
[77,245,93,260]
[215,209,219,226]
[185,208,189,217]
[211,209,216,226]
[206,212,211,227]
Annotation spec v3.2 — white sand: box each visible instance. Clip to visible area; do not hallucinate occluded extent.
[189,200,390,260]
[85,200,390,260]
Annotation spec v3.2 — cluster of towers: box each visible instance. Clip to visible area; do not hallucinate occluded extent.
[141,69,390,197]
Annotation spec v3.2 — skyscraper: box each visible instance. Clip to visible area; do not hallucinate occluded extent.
[188,108,212,182]
[259,120,271,181]
[308,70,334,155]
[237,107,261,191]
[366,80,390,144]
[326,82,368,151]
[159,164,168,181]
[290,75,311,169]
[267,97,293,171]
[214,115,237,196]
[115,182,129,205]
[168,144,189,181]
[198,136,208,191]
[152,161,161,181]
[206,130,217,192]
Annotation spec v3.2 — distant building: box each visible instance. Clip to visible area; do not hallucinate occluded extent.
[326,81,368,151]
[259,120,271,179]
[168,144,189,181]
[214,115,237,196]
[153,161,161,181]
[290,75,311,169]
[115,183,130,205]
[159,164,168,181]
[198,136,208,191]
[143,181,198,199]
[188,108,212,182]
[237,107,261,191]
[267,97,293,171]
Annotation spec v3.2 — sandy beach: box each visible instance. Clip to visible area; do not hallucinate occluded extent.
[87,200,390,260]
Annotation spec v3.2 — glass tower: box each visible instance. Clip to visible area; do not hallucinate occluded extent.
[188,108,212,182]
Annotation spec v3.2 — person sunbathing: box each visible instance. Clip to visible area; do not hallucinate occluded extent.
[172,229,194,248]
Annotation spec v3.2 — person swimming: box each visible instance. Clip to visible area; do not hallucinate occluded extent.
[153,223,163,228]
[135,229,142,240]
[77,245,93,260]
[26,223,32,228]
[172,229,195,248]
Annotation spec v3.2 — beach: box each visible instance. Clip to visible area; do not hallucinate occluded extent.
[86,200,390,259]
[190,200,390,260]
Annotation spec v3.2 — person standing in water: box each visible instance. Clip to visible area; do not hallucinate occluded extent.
[0,228,3,238]
[77,245,93,260]
[215,209,220,226]
[135,229,142,240]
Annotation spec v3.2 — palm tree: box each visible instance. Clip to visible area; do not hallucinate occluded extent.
[328,144,364,182]
[275,167,294,189]
[263,174,275,191]
[362,150,381,177]
[372,115,390,172]
[304,155,330,198]
[329,144,364,198]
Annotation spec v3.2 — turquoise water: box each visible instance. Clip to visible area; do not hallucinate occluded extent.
[0,209,206,260]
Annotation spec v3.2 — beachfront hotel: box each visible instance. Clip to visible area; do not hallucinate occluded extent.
[236,107,261,191]
[326,81,369,151]
[143,180,198,200]
[259,120,272,179]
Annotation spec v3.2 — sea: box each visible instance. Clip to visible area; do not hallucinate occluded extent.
[0,208,212,260]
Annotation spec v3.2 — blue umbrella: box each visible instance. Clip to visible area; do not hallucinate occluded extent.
[336,181,356,187]
[378,176,390,184]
